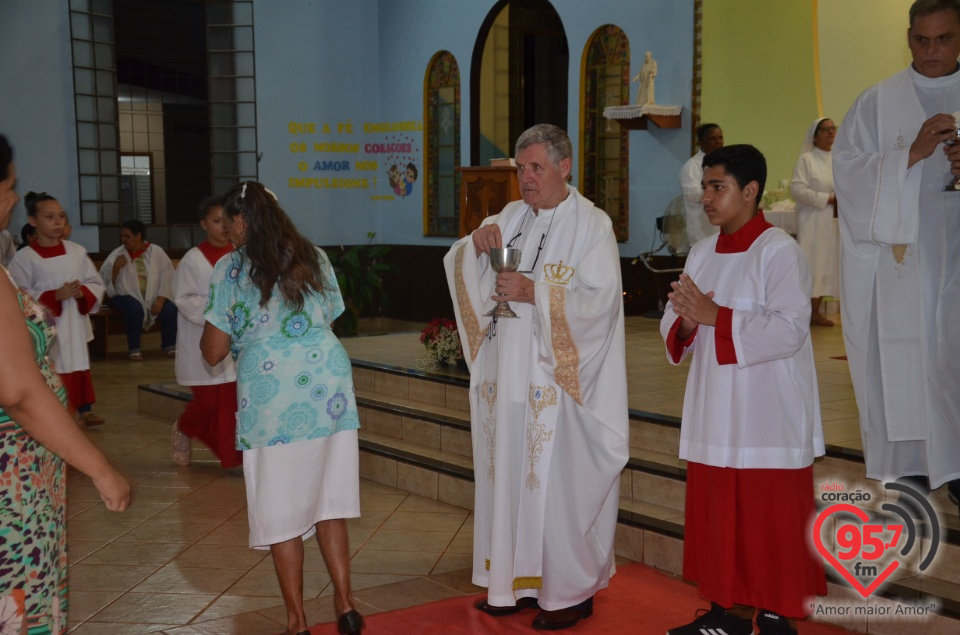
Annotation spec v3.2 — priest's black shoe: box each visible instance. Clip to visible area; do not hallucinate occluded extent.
[948,479,960,511]
[532,596,593,631]
[475,595,539,617]
[337,609,364,634]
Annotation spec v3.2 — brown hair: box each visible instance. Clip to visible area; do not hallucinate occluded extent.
[24,191,57,217]
[221,181,326,310]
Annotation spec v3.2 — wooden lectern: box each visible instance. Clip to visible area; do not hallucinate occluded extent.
[456,166,521,237]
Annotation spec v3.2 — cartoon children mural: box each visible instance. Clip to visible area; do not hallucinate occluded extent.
[386,161,418,198]
[388,164,404,196]
[404,163,417,197]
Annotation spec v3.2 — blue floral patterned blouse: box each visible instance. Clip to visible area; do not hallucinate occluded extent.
[205,247,360,450]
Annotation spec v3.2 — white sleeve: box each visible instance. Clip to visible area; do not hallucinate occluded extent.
[731,240,812,367]
[173,251,208,327]
[790,154,829,210]
[833,88,921,247]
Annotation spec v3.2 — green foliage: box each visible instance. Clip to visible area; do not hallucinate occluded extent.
[329,232,397,336]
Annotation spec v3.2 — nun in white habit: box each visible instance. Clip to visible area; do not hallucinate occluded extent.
[790,116,840,326]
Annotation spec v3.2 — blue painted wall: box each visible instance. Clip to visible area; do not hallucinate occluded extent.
[258,0,694,256]
[1,0,694,258]
[0,1,93,249]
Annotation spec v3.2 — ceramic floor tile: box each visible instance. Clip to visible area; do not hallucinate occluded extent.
[170,544,269,570]
[379,511,469,533]
[190,595,285,623]
[352,576,464,612]
[66,589,126,622]
[68,564,158,592]
[90,591,218,624]
[362,528,456,552]
[349,548,443,576]
[132,565,249,595]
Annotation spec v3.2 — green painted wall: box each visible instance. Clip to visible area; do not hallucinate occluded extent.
[701,0,912,196]
[702,0,817,191]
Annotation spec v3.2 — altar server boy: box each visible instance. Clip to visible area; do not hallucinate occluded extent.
[171,196,241,468]
[660,145,826,635]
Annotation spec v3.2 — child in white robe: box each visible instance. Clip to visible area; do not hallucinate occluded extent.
[171,196,240,468]
[660,145,826,635]
[9,192,105,426]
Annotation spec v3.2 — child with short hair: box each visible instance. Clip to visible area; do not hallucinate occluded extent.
[9,191,106,426]
[660,145,826,635]
[170,196,241,468]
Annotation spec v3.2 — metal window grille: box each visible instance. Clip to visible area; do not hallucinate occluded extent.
[69,0,122,226]
[206,1,258,194]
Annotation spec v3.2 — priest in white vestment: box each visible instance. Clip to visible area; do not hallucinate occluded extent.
[833,1,960,501]
[444,124,629,631]
[679,123,724,248]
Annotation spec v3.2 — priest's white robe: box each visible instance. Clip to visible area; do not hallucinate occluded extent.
[660,224,825,469]
[833,66,960,488]
[680,150,720,247]
[443,186,629,611]
[791,148,840,298]
[173,245,236,386]
[9,241,103,374]
[99,243,175,330]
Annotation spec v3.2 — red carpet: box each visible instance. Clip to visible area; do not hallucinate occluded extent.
[309,563,859,634]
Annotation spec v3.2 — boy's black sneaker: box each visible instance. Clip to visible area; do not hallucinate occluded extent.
[756,610,797,635]
[667,603,753,635]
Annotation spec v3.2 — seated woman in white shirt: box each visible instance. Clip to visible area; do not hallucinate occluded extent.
[99,219,178,360]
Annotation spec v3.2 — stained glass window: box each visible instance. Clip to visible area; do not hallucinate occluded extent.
[582,25,630,242]
[424,51,461,237]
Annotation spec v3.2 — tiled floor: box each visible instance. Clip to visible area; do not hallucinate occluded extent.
[68,314,856,633]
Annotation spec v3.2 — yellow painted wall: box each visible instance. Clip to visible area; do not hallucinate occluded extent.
[702,0,911,193]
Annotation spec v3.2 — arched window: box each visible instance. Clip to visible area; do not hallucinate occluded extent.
[581,25,630,241]
[471,0,568,167]
[423,51,461,237]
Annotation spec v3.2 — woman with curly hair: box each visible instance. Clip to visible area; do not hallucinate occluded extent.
[201,181,362,635]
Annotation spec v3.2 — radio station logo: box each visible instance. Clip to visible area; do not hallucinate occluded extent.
[812,482,940,598]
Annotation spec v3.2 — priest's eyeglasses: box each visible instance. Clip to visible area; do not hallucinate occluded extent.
[505,230,546,274]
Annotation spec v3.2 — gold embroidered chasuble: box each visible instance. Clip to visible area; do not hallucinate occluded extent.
[443,187,629,610]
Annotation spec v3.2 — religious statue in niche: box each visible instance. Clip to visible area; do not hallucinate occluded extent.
[633,51,657,105]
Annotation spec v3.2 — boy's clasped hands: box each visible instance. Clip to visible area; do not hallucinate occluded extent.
[668,273,719,338]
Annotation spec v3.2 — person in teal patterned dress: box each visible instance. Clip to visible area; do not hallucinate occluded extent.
[201,181,363,635]
[0,134,130,634]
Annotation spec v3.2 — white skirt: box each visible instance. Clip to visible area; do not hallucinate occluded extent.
[243,429,360,549]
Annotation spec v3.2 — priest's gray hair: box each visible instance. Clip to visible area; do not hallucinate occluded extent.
[909,0,960,27]
[515,124,572,167]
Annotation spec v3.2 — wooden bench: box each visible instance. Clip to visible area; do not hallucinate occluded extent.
[88,304,161,358]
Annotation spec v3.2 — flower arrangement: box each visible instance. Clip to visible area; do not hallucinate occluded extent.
[417,318,464,370]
